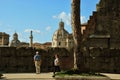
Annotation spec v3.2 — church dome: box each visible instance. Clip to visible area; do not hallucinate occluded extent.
[13,32,18,37]
[52,21,69,40]
[52,20,74,48]
[10,32,20,47]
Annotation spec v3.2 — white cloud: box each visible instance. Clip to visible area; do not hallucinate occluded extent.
[46,26,51,31]
[81,16,87,24]
[53,12,87,25]
[23,29,43,43]
[53,12,71,26]
[33,40,40,43]
[24,29,41,34]
[13,32,26,42]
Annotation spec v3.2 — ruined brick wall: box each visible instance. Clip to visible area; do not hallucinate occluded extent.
[83,0,120,48]
[0,47,73,73]
[84,48,120,73]
[1,47,120,73]
[0,47,35,73]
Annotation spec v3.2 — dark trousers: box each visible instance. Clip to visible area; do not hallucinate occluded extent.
[53,66,61,75]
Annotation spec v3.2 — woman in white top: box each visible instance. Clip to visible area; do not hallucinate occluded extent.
[52,54,61,77]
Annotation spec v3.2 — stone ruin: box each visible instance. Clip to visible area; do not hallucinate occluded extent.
[0,47,73,73]
[81,0,120,73]
[83,0,120,48]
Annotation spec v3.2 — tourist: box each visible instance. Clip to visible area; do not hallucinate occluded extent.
[34,51,41,74]
[52,54,61,77]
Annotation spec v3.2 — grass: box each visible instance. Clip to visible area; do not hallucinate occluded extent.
[56,69,106,77]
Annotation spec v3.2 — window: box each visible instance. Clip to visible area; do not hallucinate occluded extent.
[59,42,61,46]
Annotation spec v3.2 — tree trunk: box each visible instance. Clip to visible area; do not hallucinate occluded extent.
[71,0,82,69]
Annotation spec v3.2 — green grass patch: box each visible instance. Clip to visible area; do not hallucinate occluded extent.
[56,69,106,77]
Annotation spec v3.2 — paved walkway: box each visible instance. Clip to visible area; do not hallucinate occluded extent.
[0,73,120,80]
[101,73,120,80]
[1,72,55,80]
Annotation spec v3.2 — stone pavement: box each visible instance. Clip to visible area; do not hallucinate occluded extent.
[0,73,120,80]
[1,72,55,80]
[101,73,120,80]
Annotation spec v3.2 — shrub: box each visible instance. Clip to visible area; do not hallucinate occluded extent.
[56,69,106,77]
[0,73,3,79]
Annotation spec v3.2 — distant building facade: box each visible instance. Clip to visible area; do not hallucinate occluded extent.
[81,23,87,34]
[52,20,74,49]
[0,32,9,46]
[10,32,20,47]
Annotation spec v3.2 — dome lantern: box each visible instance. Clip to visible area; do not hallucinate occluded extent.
[59,19,64,29]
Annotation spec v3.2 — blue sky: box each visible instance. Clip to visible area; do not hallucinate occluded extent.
[0,0,99,43]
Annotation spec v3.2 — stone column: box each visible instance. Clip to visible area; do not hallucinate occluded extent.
[29,31,33,47]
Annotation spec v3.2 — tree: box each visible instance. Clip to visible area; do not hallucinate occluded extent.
[71,0,82,69]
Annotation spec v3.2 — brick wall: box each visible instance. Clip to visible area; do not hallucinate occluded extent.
[0,47,120,73]
[0,47,73,73]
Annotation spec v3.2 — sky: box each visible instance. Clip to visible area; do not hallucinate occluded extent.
[0,0,99,43]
